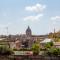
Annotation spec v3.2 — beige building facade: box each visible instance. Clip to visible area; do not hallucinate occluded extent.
[14,26,48,49]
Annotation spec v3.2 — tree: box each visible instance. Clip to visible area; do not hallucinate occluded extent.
[0,45,14,55]
[46,48,60,56]
[31,42,40,55]
[45,41,54,49]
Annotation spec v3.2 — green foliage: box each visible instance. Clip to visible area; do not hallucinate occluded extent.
[55,38,60,42]
[20,48,31,51]
[45,41,53,49]
[0,45,14,55]
[13,48,18,51]
[31,42,40,55]
[40,48,47,51]
[13,47,32,51]
[46,48,60,56]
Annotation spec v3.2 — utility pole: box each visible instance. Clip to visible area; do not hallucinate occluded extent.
[53,28,56,41]
[6,27,10,48]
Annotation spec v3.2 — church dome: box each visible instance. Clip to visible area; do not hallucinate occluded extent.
[26,26,32,36]
[26,26,31,32]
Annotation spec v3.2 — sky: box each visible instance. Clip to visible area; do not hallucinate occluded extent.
[0,0,60,35]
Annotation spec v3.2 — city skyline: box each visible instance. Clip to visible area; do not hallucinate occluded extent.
[0,0,60,35]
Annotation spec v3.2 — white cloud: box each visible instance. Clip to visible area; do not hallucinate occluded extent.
[25,3,46,13]
[51,16,60,20]
[24,14,43,21]
[50,16,60,28]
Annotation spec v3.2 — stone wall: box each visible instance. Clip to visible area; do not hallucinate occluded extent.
[14,55,60,60]
[0,55,60,60]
